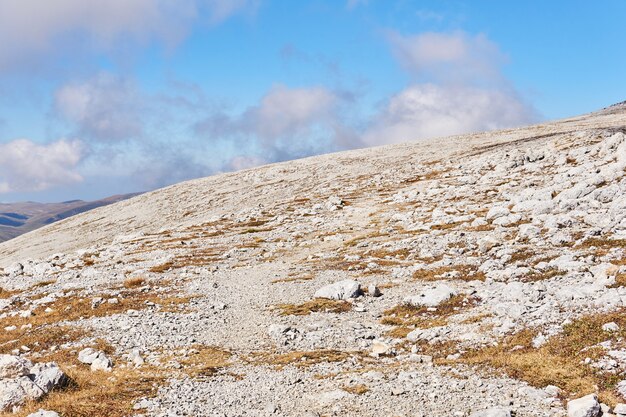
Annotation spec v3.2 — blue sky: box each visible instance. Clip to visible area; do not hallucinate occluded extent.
[0,0,624,203]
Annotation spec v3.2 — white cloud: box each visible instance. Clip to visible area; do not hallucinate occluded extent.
[0,0,257,69]
[0,139,83,193]
[363,84,537,146]
[244,85,338,141]
[359,31,539,146]
[54,73,144,141]
[195,84,346,159]
[387,31,506,85]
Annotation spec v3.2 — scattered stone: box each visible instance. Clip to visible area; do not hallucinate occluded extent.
[77,348,100,365]
[404,284,456,307]
[0,357,67,411]
[614,403,626,417]
[371,340,391,356]
[368,284,382,297]
[468,408,511,417]
[91,355,113,372]
[567,394,601,417]
[314,280,361,300]
[27,410,60,417]
[603,322,620,332]
[30,362,68,393]
[78,348,112,372]
[0,354,31,379]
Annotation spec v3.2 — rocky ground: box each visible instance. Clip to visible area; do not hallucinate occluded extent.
[0,104,625,416]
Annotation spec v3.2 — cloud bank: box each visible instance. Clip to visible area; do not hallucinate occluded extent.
[196,84,352,162]
[54,73,144,141]
[363,84,536,146]
[362,31,538,145]
[0,0,258,69]
[0,139,83,193]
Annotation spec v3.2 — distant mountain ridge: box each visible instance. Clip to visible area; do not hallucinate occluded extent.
[0,193,140,242]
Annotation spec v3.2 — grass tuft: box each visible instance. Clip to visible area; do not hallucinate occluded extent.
[275,298,352,316]
[123,276,146,289]
[342,384,369,395]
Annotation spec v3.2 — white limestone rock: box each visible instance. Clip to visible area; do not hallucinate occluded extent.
[314,280,361,300]
[404,284,456,307]
[567,394,600,417]
[27,410,60,417]
[0,354,32,379]
[29,362,68,393]
[469,408,511,417]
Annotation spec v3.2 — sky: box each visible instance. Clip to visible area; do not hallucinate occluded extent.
[0,0,625,203]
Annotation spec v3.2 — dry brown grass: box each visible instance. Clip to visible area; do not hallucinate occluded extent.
[271,273,314,284]
[342,384,369,395]
[249,349,359,369]
[275,299,352,316]
[576,237,626,256]
[457,310,626,405]
[521,268,566,282]
[413,265,485,282]
[123,276,146,288]
[609,272,626,288]
[149,261,175,273]
[430,221,466,231]
[0,289,191,353]
[31,280,58,288]
[178,345,232,377]
[467,224,495,232]
[4,359,165,417]
[461,313,494,324]
[0,287,19,299]
[507,249,535,264]
[0,325,88,355]
[381,295,480,337]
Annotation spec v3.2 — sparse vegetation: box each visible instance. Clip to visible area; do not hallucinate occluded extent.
[271,273,314,283]
[413,265,485,282]
[275,298,352,316]
[178,345,232,377]
[249,349,359,369]
[124,276,146,288]
[0,289,191,354]
[521,267,566,282]
[457,310,626,405]
[342,384,369,395]
[0,286,18,298]
[3,362,165,417]
[381,295,480,337]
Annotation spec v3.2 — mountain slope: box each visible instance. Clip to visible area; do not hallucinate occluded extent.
[0,193,140,243]
[0,105,624,265]
[0,105,625,416]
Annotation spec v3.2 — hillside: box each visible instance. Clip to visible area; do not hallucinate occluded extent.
[0,104,625,417]
[0,194,140,243]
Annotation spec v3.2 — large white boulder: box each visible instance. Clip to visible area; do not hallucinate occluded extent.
[0,377,44,412]
[0,357,68,412]
[0,355,32,379]
[30,362,68,393]
[78,347,113,371]
[404,284,456,307]
[314,280,361,300]
[567,394,600,417]
[77,348,100,364]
